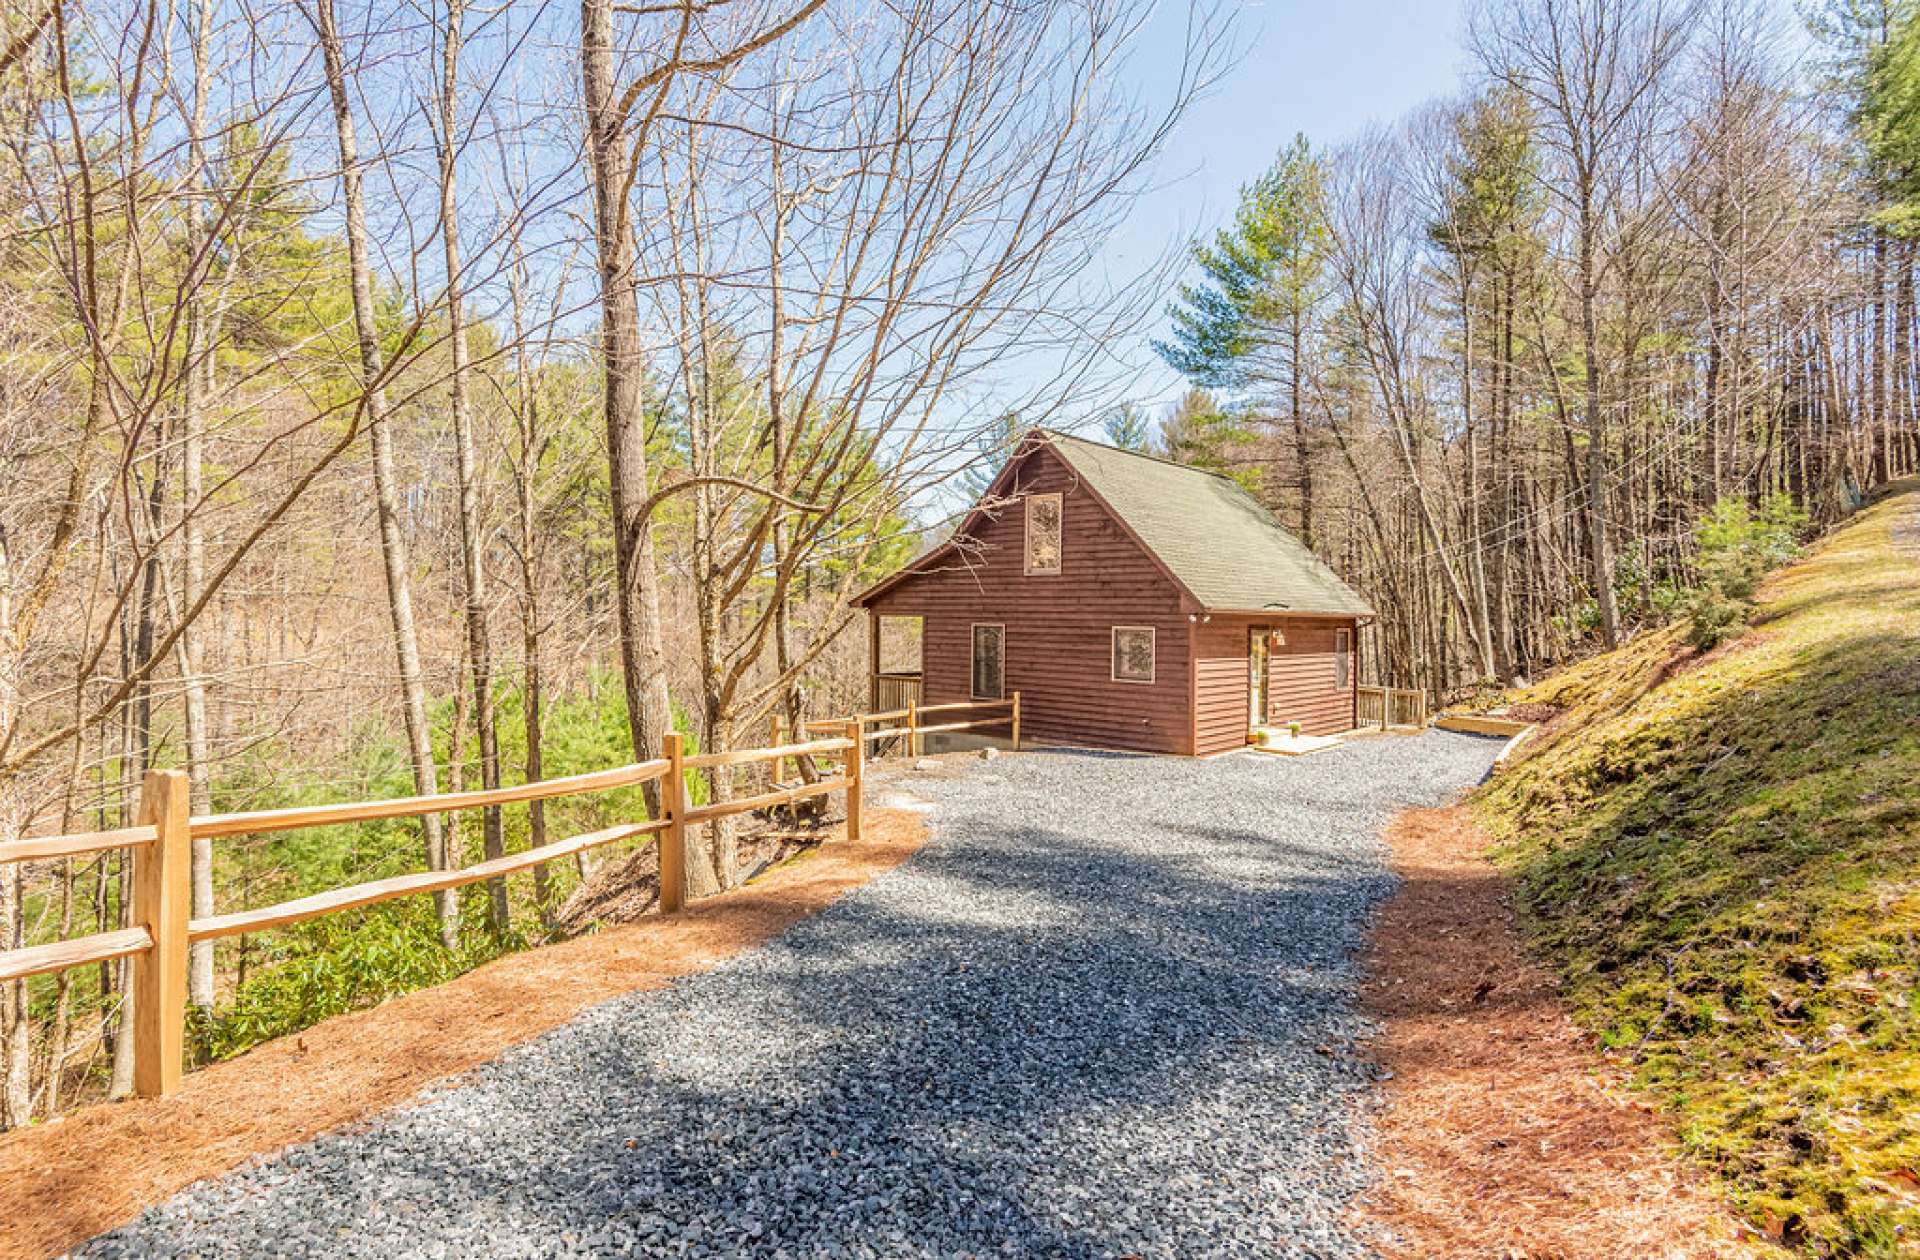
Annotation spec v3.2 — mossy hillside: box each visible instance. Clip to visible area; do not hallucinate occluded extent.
[1476,487,1920,1256]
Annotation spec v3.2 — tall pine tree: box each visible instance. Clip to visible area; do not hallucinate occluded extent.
[1155,134,1332,543]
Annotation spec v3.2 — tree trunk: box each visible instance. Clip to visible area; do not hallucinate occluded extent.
[0,790,26,1129]
[1460,276,1495,680]
[687,351,736,898]
[1290,311,1314,550]
[435,0,506,933]
[765,157,812,785]
[581,0,674,814]
[1872,235,1891,485]
[311,0,457,946]
[0,526,28,1129]
[42,850,75,1116]
[1896,239,1915,480]
[699,706,737,895]
[180,334,216,1012]
[181,0,218,1016]
[506,262,554,922]
[1577,189,1621,648]
[1491,269,1516,678]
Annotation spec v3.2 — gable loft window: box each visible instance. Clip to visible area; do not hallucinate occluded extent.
[1334,628,1352,689]
[972,624,1006,700]
[1112,625,1156,684]
[1024,492,1063,575]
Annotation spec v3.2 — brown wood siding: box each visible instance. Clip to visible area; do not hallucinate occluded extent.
[864,447,1194,754]
[1263,617,1357,737]
[1191,615,1359,753]
[1194,657,1249,754]
[1192,620,1251,756]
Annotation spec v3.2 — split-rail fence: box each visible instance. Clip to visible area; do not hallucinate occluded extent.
[0,694,1020,1100]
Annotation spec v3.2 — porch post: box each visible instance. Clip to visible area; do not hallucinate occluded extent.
[1353,624,1362,731]
[867,608,880,711]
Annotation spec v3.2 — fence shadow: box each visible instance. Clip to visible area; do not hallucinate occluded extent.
[88,756,1414,1258]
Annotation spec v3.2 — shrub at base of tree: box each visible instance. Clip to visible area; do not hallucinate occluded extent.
[1681,496,1808,652]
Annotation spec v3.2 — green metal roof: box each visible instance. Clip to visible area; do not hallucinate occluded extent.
[1044,430,1374,617]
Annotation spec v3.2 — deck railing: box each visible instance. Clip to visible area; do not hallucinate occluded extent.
[1356,685,1428,730]
[873,672,923,714]
[0,724,865,1100]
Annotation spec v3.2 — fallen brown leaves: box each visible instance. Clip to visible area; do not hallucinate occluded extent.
[1356,804,1770,1260]
[0,809,927,1260]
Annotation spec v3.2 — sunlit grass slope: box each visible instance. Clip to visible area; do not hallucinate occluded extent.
[1477,485,1920,1256]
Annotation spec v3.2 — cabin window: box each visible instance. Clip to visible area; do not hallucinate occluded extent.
[1112,625,1156,684]
[1335,628,1352,689]
[1024,493,1063,575]
[971,624,1005,699]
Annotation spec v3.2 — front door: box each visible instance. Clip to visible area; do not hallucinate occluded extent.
[1248,627,1269,731]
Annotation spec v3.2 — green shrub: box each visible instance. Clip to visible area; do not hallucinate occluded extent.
[191,672,708,1064]
[1680,495,1808,651]
[195,891,518,1061]
[1612,540,1683,627]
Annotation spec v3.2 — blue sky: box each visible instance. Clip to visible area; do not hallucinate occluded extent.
[1104,0,1820,417]
[1105,0,1474,412]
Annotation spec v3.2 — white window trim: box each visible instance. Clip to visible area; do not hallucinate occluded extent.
[1335,628,1352,689]
[1024,492,1063,576]
[1111,624,1156,685]
[971,623,1006,700]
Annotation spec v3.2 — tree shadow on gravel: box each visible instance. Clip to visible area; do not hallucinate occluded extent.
[89,811,1399,1259]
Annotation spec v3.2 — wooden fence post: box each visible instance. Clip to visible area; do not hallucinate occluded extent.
[1010,691,1021,753]
[132,769,190,1098]
[906,699,919,759]
[659,733,687,914]
[845,718,864,843]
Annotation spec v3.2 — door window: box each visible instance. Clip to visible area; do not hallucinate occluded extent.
[971,624,1005,699]
[1248,627,1269,726]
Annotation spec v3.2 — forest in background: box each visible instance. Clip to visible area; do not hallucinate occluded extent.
[0,0,1224,1125]
[3,0,1920,1131]
[1133,0,1920,694]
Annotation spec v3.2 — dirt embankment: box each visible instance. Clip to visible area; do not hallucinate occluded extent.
[1358,805,1768,1260]
[0,809,926,1260]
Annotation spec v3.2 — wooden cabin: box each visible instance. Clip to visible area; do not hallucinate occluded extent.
[851,429,1375,756]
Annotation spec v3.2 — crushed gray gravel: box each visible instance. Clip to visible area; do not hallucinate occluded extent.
[79,732,1502,1260]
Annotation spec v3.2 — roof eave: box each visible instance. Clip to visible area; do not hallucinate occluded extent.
[848,539,959,608]
[850,429,1054,608]
[1197,605,1375,620]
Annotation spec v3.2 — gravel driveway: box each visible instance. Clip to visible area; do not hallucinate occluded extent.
[81,732,1501,1260]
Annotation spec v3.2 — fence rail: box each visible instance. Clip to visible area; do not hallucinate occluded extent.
[186,761,673,840]
[0,927,154,987]
[0,723,869,1100]
[0,824,157,866]
[1356,685,1428,730]
[795,691,1020,759]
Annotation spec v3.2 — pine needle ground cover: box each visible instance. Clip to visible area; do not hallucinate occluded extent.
[1476,487,1920,1256]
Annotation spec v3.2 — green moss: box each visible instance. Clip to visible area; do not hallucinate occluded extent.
[1477,485,1920,1257]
